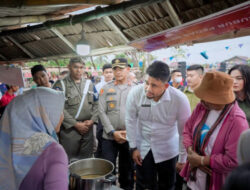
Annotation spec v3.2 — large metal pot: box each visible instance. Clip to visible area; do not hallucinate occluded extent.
[69,158,116,190]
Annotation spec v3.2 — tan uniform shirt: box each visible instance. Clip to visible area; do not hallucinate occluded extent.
[53,76,98,127]
[184,87,200,112]
[98,81,134,140]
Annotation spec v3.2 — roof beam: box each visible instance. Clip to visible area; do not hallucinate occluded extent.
[103,16,130,44]
[5,36,35,59]
[0,53,8,61]
[50,27,76,52]
[0,0,122,7]
[0,0,166,37]
[0,45,135,63]
[0,15,63,27]
[163,0,182,26]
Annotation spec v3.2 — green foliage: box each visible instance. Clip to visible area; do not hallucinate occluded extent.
[25,59,70,67]
[24,52,156,75]
[115,54,126,58]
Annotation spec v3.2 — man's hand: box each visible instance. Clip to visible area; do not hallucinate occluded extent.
[84,120,94,127]
[132,149,142,166]
[176,162,185,173]
[74,122,89,135]
[113,130,127,144]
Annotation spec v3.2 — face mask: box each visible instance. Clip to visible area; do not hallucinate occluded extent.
[174,77,182,83]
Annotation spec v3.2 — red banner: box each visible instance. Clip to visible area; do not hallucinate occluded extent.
[130,3,250,52]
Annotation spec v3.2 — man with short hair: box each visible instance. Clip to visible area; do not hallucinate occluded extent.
[53,57,98,160]
[95,64,113,93]
[31,64,51,88]
[185,64,204,111]
[170,69,184,91]
[98,58,134,190]
[126,61,191,190]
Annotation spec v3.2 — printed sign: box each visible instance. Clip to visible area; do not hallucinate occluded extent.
[130,3,250,51]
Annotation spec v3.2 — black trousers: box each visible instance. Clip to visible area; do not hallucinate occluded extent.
[175,173,185,190]
[94,119,103,158]
[175,155,185,190]
[136,150,177,190]
[102,139,134,190]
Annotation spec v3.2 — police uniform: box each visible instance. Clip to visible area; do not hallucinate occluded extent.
[98,58,135,190]
[53,75,98,160]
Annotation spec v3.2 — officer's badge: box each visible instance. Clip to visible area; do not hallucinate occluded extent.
[100,88,104,96]
[109,102,115,109]
[109,97,114,101]
[108,88,116,93]
[115,59,120,63]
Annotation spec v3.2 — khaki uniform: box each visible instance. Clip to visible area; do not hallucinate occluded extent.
[53,75,98,159]
[184,87,200,112]
[98,81,135,189]
[98,81,134,140]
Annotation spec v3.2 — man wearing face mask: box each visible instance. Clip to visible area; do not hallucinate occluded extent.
[170,69,184,91]
[126,61,191,190]
[180,71,248,190]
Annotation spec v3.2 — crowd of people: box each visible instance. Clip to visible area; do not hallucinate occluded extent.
[0,57,250,190]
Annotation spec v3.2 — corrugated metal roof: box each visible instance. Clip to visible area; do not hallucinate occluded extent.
[0,0,248,62]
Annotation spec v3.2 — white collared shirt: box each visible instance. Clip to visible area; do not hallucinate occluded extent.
[126,84,191,163]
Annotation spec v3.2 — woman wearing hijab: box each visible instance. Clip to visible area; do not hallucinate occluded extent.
[0,87,68,190]
[228,64,250,126]
[180,71,249,190]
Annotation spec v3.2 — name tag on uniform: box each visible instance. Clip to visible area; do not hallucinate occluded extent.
[141,104,151,107]
[107,92,117,95]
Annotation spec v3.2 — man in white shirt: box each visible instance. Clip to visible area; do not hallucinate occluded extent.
[95,64,113,93]
[126,61,191,190]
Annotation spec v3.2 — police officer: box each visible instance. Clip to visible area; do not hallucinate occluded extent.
[53,58,98,160]
[98,58,135,190]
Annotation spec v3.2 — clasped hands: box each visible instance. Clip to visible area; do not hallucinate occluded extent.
[187,147,212,176]
[74,120,94,135]
[113,130,127,144]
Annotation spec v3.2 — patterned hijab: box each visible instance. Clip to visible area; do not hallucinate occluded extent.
[0,87,65,190]
[237,129,250,164]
